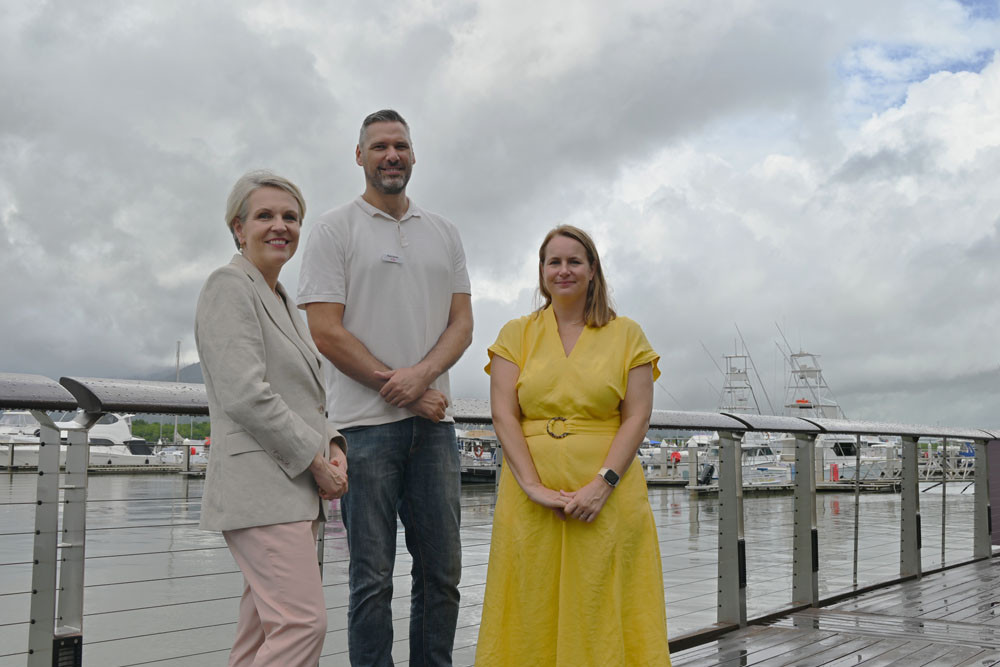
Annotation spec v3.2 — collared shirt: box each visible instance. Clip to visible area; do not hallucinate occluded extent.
[297,196,471,429]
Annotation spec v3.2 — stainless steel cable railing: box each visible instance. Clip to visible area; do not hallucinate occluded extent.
[0,373,996,666]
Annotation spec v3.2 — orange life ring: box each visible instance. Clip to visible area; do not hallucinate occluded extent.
[670,451,682,463]
[473,444,484,459]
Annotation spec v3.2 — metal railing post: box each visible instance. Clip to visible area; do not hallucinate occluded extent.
[27,414,61,667]
[717,430,747,627]
[900,436,922,578]
[792,433,818,606]
[974,439,992,559]
[688,445,698,486]
[941,439,948,566]
[853,435,862,586]
[815,439,825,482]
[53,423,89,662]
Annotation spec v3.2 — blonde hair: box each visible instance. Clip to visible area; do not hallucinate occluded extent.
[224,170,306,250]
[536,225,616,327]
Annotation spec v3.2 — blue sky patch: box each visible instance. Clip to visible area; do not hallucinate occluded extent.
[958,0,999,20]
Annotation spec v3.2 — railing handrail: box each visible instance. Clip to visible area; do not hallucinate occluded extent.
[0,373,77,411]
[1,373,996,441]
[59,377,208,415]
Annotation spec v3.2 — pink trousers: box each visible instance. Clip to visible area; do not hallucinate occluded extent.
[223,520,327,667]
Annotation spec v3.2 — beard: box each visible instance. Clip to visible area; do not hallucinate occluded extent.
[368,166,411,195]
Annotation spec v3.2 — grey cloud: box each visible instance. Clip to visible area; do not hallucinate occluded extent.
[832,145,936,183]
[1,0,997,432]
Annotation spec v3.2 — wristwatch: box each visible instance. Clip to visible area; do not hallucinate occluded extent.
[598,467,620,488]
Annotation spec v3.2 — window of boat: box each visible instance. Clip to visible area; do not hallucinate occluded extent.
[832,442,858,457]
[96,414,118,425]
[1,412,38,427]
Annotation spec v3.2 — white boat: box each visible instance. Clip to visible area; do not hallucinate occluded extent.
[456,429,498,482]
[0,410,160,468]
[0,410,40,439]
[770,350,898,481]
[674,339,902,487]
[155,440,209,466]
[683,433,793,486]
[680,344,794,486]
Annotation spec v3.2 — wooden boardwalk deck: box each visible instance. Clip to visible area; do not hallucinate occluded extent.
[673,557,1000,666]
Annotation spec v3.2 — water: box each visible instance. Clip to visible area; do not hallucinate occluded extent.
[0,473,977,666]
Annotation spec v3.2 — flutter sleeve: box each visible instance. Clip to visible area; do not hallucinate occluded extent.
[624,317,661,382]
[485,316,525,375]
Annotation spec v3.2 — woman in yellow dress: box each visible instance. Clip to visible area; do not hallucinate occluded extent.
[475,225,670,666]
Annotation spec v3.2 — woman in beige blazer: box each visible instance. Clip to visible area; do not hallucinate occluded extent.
[195,169,347,666]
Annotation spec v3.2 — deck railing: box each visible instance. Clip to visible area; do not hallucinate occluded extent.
[0,372,997,666]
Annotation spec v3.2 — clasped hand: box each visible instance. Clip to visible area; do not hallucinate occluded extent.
[374,366,431,407]
[374,367,447,422]
[311,449,348,500]
[525,478,611,523]
[560,478,612,523]
[523,477,611,523]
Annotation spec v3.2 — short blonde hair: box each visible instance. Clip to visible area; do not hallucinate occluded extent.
[536,225,616,328]
[224,170,306,250]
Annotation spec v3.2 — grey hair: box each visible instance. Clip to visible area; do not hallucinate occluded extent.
[224,170,306,250]
[359,109,410,148]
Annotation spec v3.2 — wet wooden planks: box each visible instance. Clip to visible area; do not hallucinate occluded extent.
[672,558,1000,666]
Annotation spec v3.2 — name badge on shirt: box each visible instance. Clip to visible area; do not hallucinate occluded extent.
[381,252,403,264]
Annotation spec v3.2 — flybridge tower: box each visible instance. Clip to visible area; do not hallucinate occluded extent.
[782,351,845,420]
[718,351,761,415]
[709,329,774,416]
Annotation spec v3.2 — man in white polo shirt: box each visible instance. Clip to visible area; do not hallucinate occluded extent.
[297,109,473,667]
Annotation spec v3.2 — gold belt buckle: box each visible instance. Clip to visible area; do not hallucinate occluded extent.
[546,417,569,439]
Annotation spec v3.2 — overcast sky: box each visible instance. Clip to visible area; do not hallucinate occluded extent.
[2,0,998,428]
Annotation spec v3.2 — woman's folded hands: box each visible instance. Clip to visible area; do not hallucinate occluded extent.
[311,450,348,499]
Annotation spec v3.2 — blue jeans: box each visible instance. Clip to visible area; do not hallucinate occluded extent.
[340,418,462,667]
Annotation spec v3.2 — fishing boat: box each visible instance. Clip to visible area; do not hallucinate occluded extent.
[0,410,159,468]
[646,342,794,486]
[770,350,898,481]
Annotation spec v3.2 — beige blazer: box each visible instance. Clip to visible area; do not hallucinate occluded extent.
[195,254,344,532]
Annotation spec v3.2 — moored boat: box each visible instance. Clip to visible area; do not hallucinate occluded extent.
[0,410,162,468]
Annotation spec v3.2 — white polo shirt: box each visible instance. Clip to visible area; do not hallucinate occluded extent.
[297,196,471,430]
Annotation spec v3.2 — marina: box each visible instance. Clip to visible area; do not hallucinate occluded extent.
[0,374,996,666]
[0,472,986,666]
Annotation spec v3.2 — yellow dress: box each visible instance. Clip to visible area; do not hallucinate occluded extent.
[475,307,670,667]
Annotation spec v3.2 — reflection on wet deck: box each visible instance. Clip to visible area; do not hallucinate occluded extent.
[673,557,1000,666]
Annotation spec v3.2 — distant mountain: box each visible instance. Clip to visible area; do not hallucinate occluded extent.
[146,362,203,384]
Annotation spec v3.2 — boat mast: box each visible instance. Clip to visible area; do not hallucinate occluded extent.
[173,340,180,442]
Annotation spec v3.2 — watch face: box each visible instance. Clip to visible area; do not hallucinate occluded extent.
[604,469,620,486]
